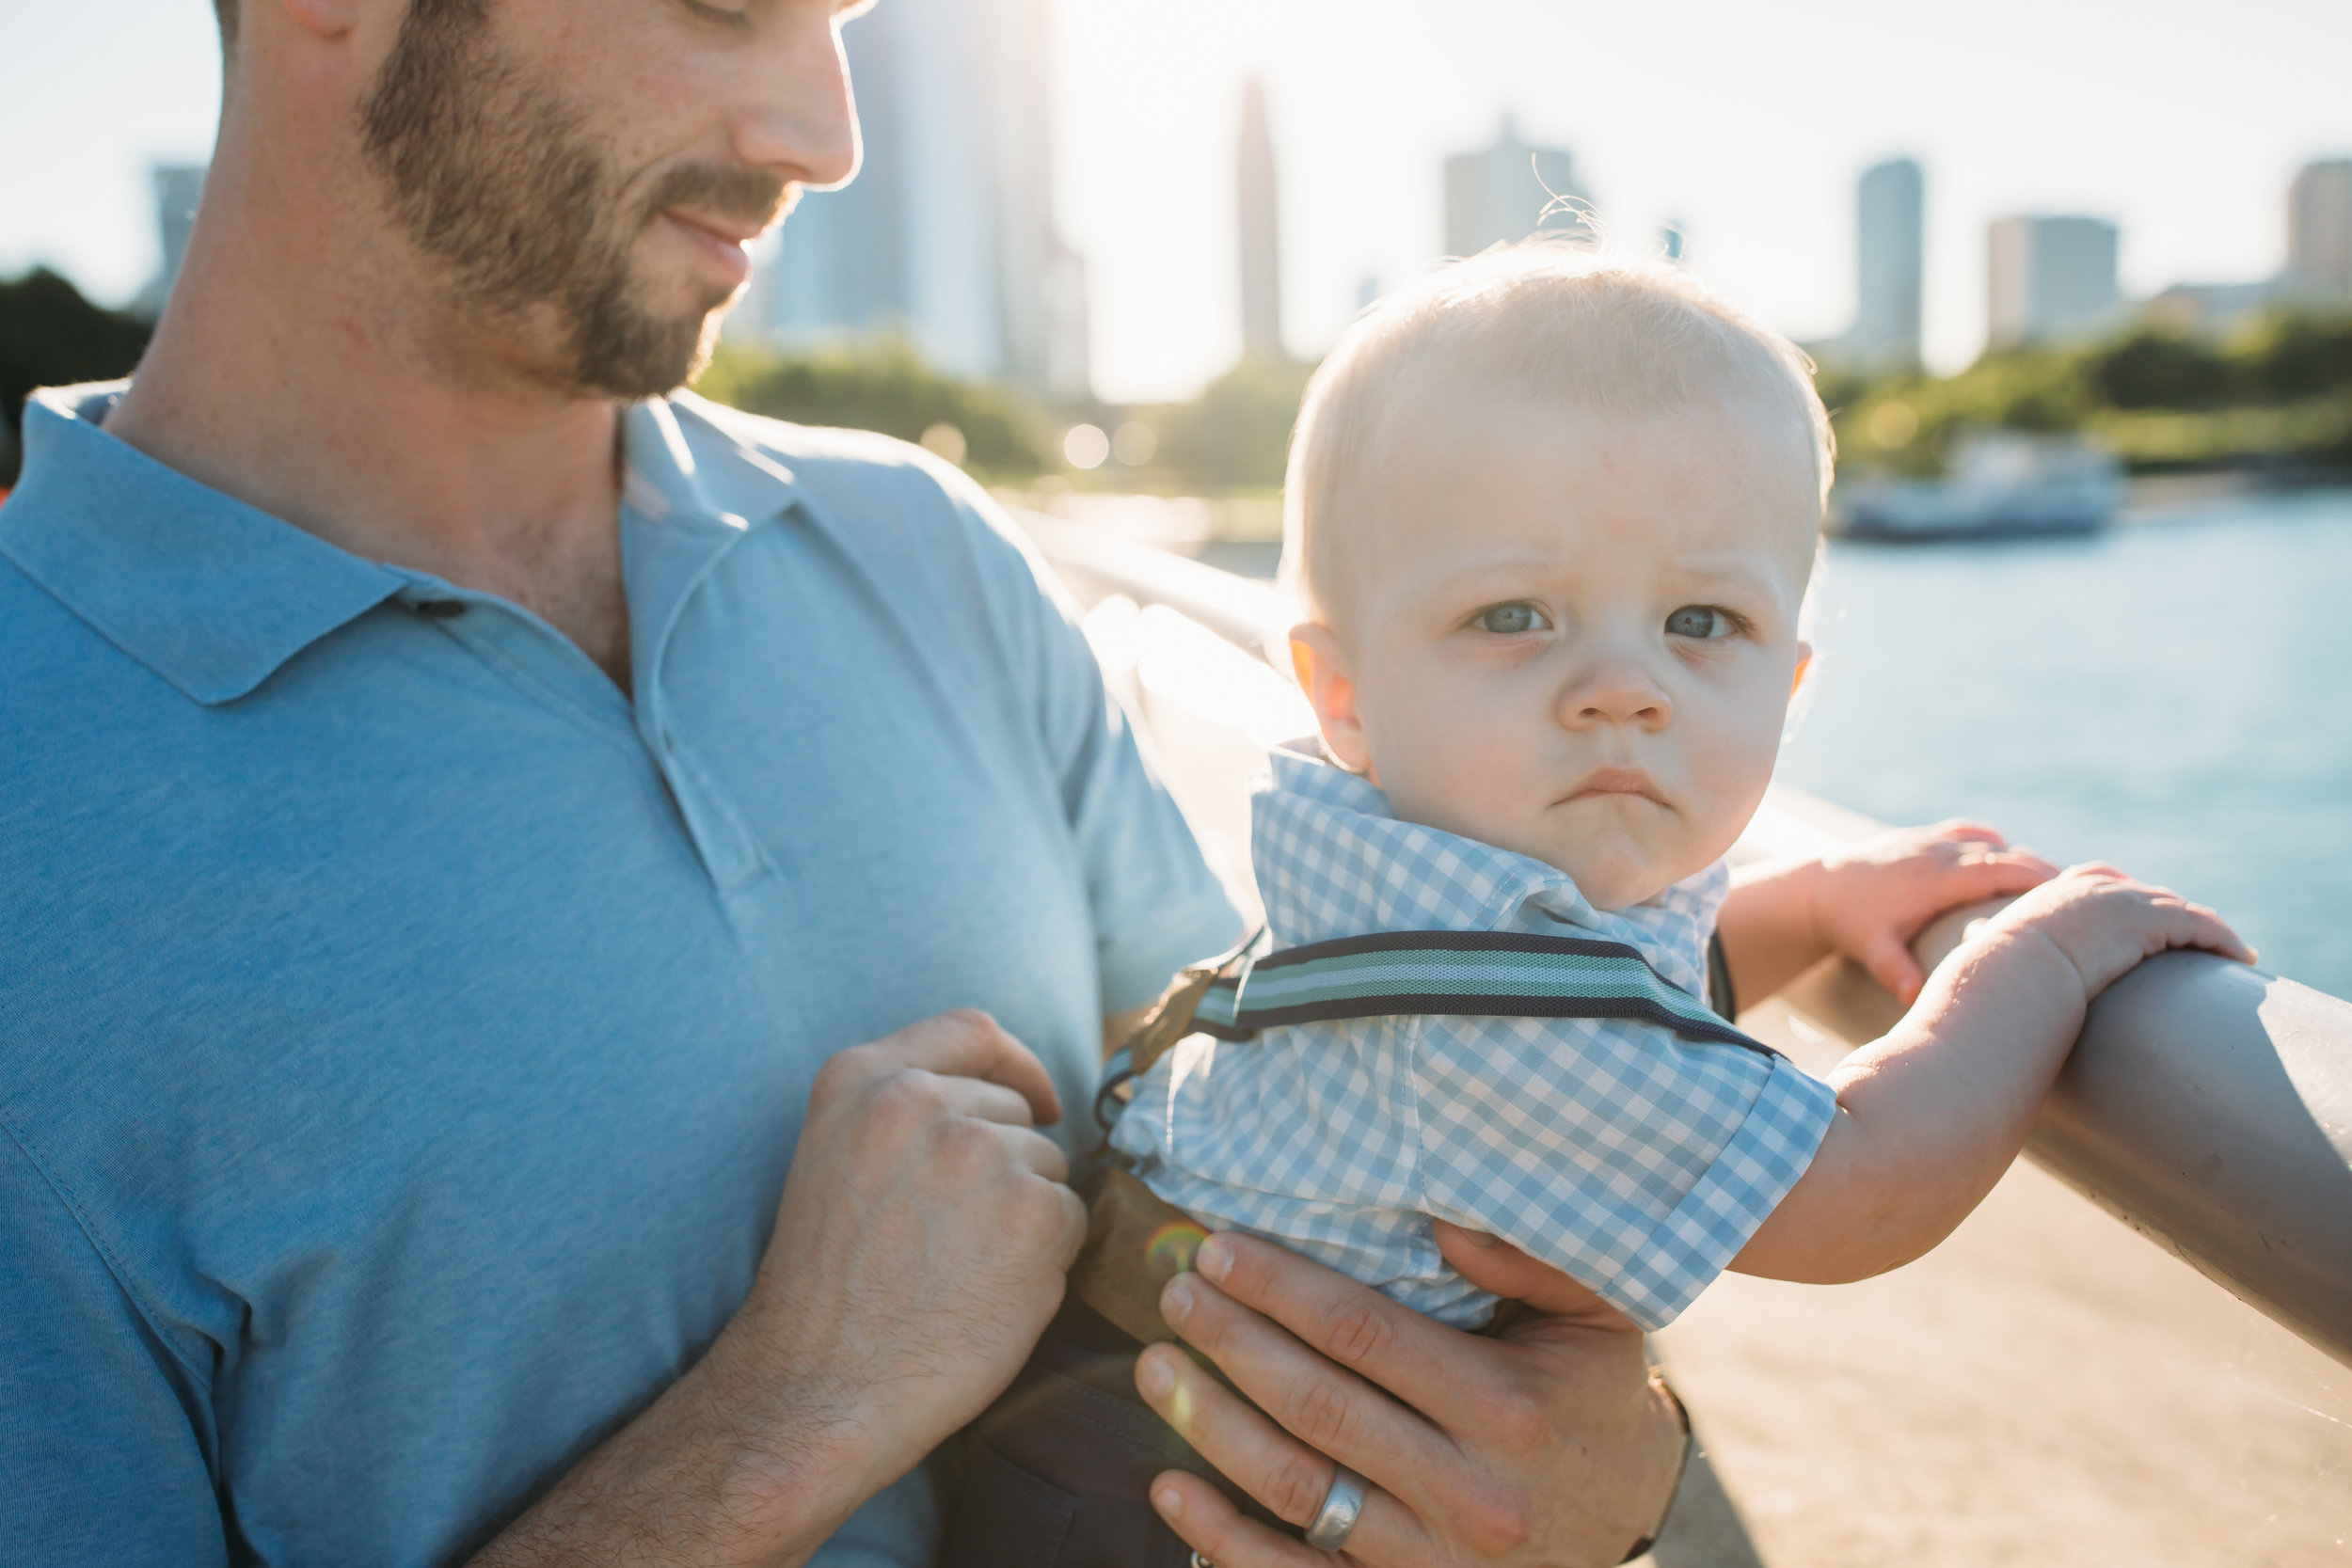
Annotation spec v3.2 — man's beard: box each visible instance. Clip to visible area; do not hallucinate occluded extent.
[358,0,787,399]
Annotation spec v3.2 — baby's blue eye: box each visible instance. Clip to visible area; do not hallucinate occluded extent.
[1665,606,1735,640]
[1473,602,1551,635]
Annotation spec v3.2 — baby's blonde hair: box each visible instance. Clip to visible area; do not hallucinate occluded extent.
[1281,241,1834,624]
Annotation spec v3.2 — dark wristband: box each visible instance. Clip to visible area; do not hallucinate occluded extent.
[1618,1377,1694,1564]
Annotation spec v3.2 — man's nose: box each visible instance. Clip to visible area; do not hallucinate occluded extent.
[729,7,862,192]
[1554,648,1674,732]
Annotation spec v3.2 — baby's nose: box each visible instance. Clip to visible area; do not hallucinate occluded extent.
[1558,662,1673,729]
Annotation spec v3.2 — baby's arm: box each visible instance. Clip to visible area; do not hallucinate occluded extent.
[1730,864,2252,1284]
[1719,820,2058,1007]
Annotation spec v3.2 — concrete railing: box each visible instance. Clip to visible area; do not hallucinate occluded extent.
[1019,507,2352,1372]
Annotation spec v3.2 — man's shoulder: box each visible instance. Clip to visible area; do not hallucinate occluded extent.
[671,392,995,526]
[0,529,150,726]
[668,392,1057,610]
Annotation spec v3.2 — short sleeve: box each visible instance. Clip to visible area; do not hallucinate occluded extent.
[0,1127,229,1565]
[945,480,1244,1013]
[1411,1013,1836,1330]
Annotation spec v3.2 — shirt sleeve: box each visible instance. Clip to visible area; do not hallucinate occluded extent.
[941,473,1245,1014]
[1410,1012,1837,1331]
[0,1126,229,1566]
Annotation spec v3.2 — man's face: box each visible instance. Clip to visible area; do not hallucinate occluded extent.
[358,0,860,399]
[1307,396,1819,911]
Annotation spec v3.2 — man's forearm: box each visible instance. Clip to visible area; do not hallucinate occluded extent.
[469,1327,881,1568]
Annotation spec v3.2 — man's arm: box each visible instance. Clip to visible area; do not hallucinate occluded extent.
[469,1011,1086,1568]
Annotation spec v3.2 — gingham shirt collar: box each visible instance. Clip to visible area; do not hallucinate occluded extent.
[1251,743,1728,998]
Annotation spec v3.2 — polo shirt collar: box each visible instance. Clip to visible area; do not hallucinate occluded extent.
[1248,742,1727,996]
[0,384,802,709]
[0,384,410,706]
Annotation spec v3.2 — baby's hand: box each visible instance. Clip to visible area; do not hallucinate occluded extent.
[1973,863,2255,1004]
[1812,820,2059,1004]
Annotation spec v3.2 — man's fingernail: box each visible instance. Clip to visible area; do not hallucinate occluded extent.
[1153,1481,1184,1521]
[1162,1274,1196,1323]
[1197,1234,1232,1282]
[1138,1351,1175,1401]
[1465,1227,1502,1248]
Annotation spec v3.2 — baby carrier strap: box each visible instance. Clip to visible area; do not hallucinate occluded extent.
[1096,927,1769,1133]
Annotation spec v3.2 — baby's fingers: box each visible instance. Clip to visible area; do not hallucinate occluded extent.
[2165,899,2257,966]
[1856,931,1928,1006]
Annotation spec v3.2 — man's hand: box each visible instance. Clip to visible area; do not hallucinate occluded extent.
[471,1010,1085,1568]
[1130,1226,1684,1567]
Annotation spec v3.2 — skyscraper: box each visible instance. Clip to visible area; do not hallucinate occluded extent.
[1443,119,1590,258]
[133,164,209,320]
[2287,159,2352,298]
[738,0,1089,397]
[1236,78,1284,361]
[1986,215,2121,349]
[1849,158,1924,371]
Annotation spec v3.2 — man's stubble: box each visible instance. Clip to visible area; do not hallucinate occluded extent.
[358,0,787,399]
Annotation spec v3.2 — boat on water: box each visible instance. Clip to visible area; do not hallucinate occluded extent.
[1835,431,2124,542]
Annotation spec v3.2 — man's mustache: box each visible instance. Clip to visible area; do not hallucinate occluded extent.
[644,162,794,233]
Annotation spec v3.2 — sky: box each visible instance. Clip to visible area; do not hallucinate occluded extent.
[6,1,2349,403]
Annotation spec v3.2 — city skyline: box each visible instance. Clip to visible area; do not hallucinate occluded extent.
[5,0,2350,402]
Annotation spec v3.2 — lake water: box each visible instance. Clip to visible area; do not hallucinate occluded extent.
[1196,488,2352,1000]
[1778,489,2352,1002]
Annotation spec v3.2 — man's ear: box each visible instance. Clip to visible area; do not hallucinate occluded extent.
[1289,622,1375,778]
[276,0,361,40]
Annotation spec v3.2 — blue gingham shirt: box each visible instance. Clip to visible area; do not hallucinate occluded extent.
[1110,747,1839,1331]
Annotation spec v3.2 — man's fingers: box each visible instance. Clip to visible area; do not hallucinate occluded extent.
[1177,1234,1496,1445]
[933,1073,1041,1129]
[849,1008,1064,1127]
[1148,1470,1336,1568]
[1431,1223,1629,1324]
[1136,1342,1422,1563]
[993,1121,1074,1184]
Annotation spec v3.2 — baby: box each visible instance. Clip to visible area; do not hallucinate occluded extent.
[1105,243,2250,1330]
[948,244,2249,1567]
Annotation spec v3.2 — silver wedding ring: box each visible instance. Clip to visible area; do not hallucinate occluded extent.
[1302,1463,1370,1552]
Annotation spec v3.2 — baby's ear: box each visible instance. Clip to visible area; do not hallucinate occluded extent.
[1289,623,1374,776]
[1791,639,1814,698]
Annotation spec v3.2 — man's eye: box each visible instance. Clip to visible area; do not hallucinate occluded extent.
[1665,606,1737,640]
[1472,602,1551,635]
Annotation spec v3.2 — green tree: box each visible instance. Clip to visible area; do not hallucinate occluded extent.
[697,337,1053,478]
[2,269,152,484]
[2089,330,2240,410]
[1149,355,1317,491]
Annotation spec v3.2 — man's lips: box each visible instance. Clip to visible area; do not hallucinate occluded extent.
[1558,767,1667,805]
[660,210,757,284]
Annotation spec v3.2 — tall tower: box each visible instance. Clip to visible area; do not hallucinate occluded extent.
[1443,118,1589,258]
[132,164,210,319]
[2288,159,2352,298]
[1850,158,1924,371]
[1236,78,1285,361]
[1986,215,2121,350]
[743,0,1089,397]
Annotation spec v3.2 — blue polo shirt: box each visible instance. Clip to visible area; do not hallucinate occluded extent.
[0,385,1240,1567]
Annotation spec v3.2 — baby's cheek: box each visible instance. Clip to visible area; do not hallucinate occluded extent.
[1681,700,1786,847]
